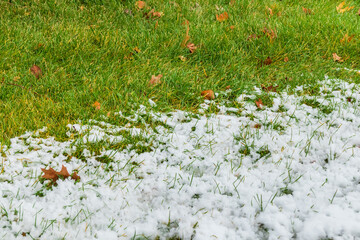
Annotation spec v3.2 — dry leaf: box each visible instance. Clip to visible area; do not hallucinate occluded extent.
[201,90,215,100]
[255,99,264,109]
[134,47,141,53]
[57,165,70,178]
[93,101,101,110]
[302,7,312,15]
[30,65,42,79]
[80,5,85,11]
[253,123,262,129]
[71,172,81,181]
[336,1,354,13]
[332,53,344,62]
[284,57,289,62]
[264,56,272,65]
[225,85,231,90]
[186,42,197,53]
[136,1,146,9]
[41,165,80,184]
[229,25,235,30]
[216,12,229,22]
[149,74,163,86]
[247,34,261,41]
[268,7,273,16]
[340,33,354,43]
[261,84,278,92]
[41,167,58,182]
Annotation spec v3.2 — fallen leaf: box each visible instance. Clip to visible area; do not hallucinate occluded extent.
[41,165,80,184]
[346,97,352,102]
[134,47,141,53]
[267,7,273,16]
[332,53,344,62]
[247,34,261,41]
[255,99,264,109]
[284,57,289,62]
[216,12,229,22]
[80,5,85,11]
[261,84,278,92]
[149,74,163,86]
[302,7,312,14]
[41,167,58,182]
[93,101,101,110]
[225,85,231,90]
[340,33,354,43]
[30,65,42,79]
[145,9,163,18]
[136,1,146,9]
[186,42,197,53]
[229,25,235,30]
[264,56,272,65]
[201,90,215,100]
[336,1,354,13]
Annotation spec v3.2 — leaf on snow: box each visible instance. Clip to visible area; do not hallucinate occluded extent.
[255,99,264,109]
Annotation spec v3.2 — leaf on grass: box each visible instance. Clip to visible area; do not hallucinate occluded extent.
[284,57,289,62]
[41,165,80,184]
[149,74,163,86]
[247,34,261,41]
[93,101,101,110]
[255,99,264,109]
[146,9,164,18]
[186,42,197,53]
[264,56,272,65]
[302,7,312,15]
[225,85,231,90]
[332,53,344,62]
[178,56,186,62]
[229,25,235,30]
[267,7,273,16]
[261,84,278,92]
[30,65,42,79]
[216,12,229,22]
[336,1,354,13]
[201,90,215,100]
[340,33,354,43]
[134,47,141,53]
[136,1,146,9]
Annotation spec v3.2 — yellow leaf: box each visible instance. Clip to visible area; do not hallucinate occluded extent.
[216,12,229,22]
[336,1,354,13]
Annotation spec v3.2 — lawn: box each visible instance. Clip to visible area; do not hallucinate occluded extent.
[1,0,360,239]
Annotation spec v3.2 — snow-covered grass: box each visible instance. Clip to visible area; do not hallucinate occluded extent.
[1,76,360,240]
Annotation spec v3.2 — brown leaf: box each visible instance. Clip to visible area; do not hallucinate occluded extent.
[262,27,277,42]
[264,57,272,65]
[261,84,278,92]
[302,7,312,15]
[93,101,101,110]
[58,165,70,178]
[71,172,81,181]
[247,34,261,41]
[255,99,264,109]
[225,85,231,90]
[134,47,141,53]
[216,12,229,22]
[136,1,146,9]
[149,74,163,86]
[332,53,344,62]
[41,167,59,182]
[340,33,354,43]
[267,7,273,16]
[284,57,289,62]
[201,90,215,100]
[186,42,197,53]
[253,123,262,129]
[30,65,42,79]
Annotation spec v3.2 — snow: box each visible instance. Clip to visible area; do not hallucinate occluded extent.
[1,76,360,239]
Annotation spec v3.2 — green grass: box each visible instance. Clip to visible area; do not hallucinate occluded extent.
[1,0,360,144]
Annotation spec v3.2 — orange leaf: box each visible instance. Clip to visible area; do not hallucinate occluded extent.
[264,56,272,65]
[340,33,354,43]
[332,53,344,62]
[336,1,354,13]
[255,99,264,109]
[186,42,197,53]
[71,172,81,181]
[225,85,231,90]
[41,167,59,182]
[136,1,146,9]
[134,47,141,53]
[30,65,42,79]
[58,165,70,178]
[268,7,273,16]
[93,101,101,110]
[201,90,215,100]
[229,25,235,30]
[149,74,163,86]
[302,7,312,15]
[284,57,289,62]
[216,12,229,22]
